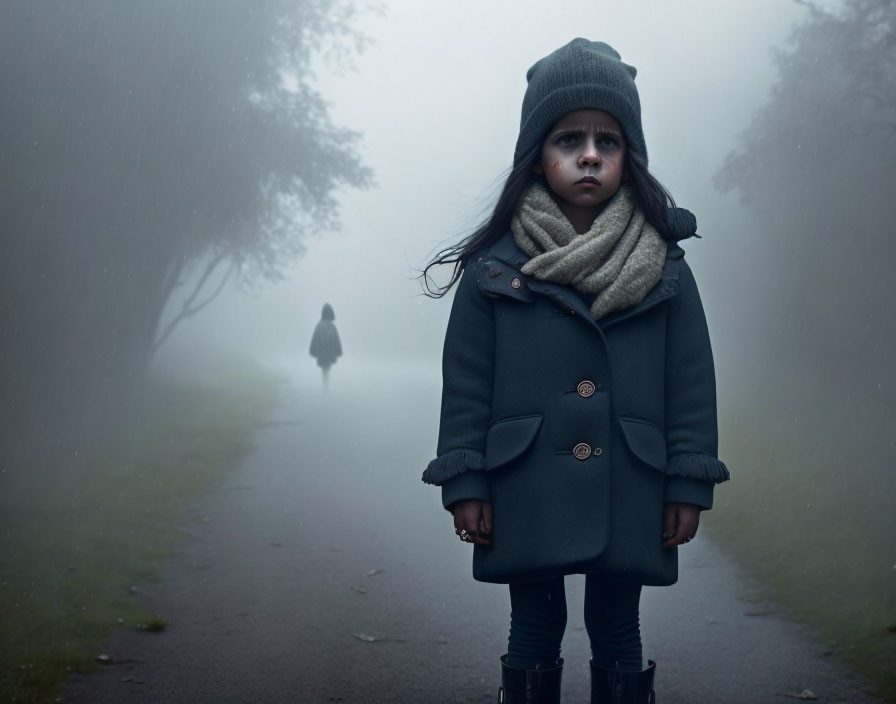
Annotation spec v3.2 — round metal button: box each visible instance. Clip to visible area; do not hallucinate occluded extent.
[592,447,603,457]
[573,443,592,460]
[510,277,522,289]
[576,380,596,398]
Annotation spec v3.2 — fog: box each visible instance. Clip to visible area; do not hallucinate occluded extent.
[161,0,804,376]
[3,1,895,701]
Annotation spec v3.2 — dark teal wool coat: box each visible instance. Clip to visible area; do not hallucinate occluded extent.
[423,214,729,585]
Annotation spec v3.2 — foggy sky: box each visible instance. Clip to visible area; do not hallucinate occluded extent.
[158,0,809,391]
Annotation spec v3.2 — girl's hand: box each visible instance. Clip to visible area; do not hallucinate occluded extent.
[452,499,493,546]
[662,502,701,548]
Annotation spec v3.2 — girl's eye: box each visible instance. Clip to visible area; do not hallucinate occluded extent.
[557,134,578,146]
[597,136,618,147]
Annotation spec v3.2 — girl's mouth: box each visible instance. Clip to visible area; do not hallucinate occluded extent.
[576,176,601,186]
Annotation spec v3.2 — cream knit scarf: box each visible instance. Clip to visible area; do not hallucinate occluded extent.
[511,182,668,319]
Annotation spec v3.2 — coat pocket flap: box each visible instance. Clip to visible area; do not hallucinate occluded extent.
[485,415,543,470]
[618,417,667,471]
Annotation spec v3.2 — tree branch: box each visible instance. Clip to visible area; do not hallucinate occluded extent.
[151,254,235,355]
[177,250,228,313]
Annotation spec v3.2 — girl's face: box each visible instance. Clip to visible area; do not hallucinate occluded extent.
[534,110,627,232]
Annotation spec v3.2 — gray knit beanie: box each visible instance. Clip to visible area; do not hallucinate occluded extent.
[514,38,646,166]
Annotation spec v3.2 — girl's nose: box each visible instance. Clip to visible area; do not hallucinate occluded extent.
[578,146,600,167]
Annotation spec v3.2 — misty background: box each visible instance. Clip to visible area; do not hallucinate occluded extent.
[2,0,895,701]
[3,0,862,439]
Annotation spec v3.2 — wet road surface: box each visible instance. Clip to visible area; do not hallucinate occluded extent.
[62,361,882,703]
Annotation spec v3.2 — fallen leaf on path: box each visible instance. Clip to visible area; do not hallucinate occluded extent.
[137,616,168,632]
[706,616,717,625]
[367,569,384,577]
[352,632,407,644]
[120,676,145,684]
[777,690,817,700]
[744,609,773,617]
[270,542,283,547]
[95,655,139,665]
[350,585,367,594]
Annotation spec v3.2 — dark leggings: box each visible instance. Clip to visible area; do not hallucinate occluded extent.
[507,575,643,671]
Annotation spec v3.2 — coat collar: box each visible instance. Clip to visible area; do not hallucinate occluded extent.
[481,229,685,331]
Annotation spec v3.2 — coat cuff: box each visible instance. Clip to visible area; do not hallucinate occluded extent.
[666,453,730,483]
[664,476,714,510]
[441,470,492,511]
[421,448,485,486]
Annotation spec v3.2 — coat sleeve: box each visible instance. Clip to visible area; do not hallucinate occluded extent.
[332,326,342,358]
[421,257,495,511]
[309,322,322,358]
[663,259,730,509]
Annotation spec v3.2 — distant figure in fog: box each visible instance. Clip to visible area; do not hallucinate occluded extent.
[309,303,342,388]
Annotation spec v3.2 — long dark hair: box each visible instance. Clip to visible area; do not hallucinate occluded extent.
[420,140,675,297]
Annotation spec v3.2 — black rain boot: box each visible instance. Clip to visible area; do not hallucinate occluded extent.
[497,655,563,704]
[589,660,656,704]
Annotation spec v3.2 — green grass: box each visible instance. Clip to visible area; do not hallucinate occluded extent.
[0,366,281,704]
[704,408,896,701]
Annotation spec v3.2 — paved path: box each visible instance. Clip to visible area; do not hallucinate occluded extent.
[62,362,882,703]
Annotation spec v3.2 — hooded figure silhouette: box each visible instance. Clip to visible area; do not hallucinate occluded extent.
[309,303,342,387]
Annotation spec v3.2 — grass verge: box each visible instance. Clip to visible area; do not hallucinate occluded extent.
[0,365,281,704]
[704,408,896,701]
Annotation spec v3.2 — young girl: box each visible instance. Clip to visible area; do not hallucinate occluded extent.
[422,39,729,704]
[309,302,342,388]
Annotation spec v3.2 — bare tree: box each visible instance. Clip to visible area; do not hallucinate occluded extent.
[715,0,896,403]
[0,0,375,453]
